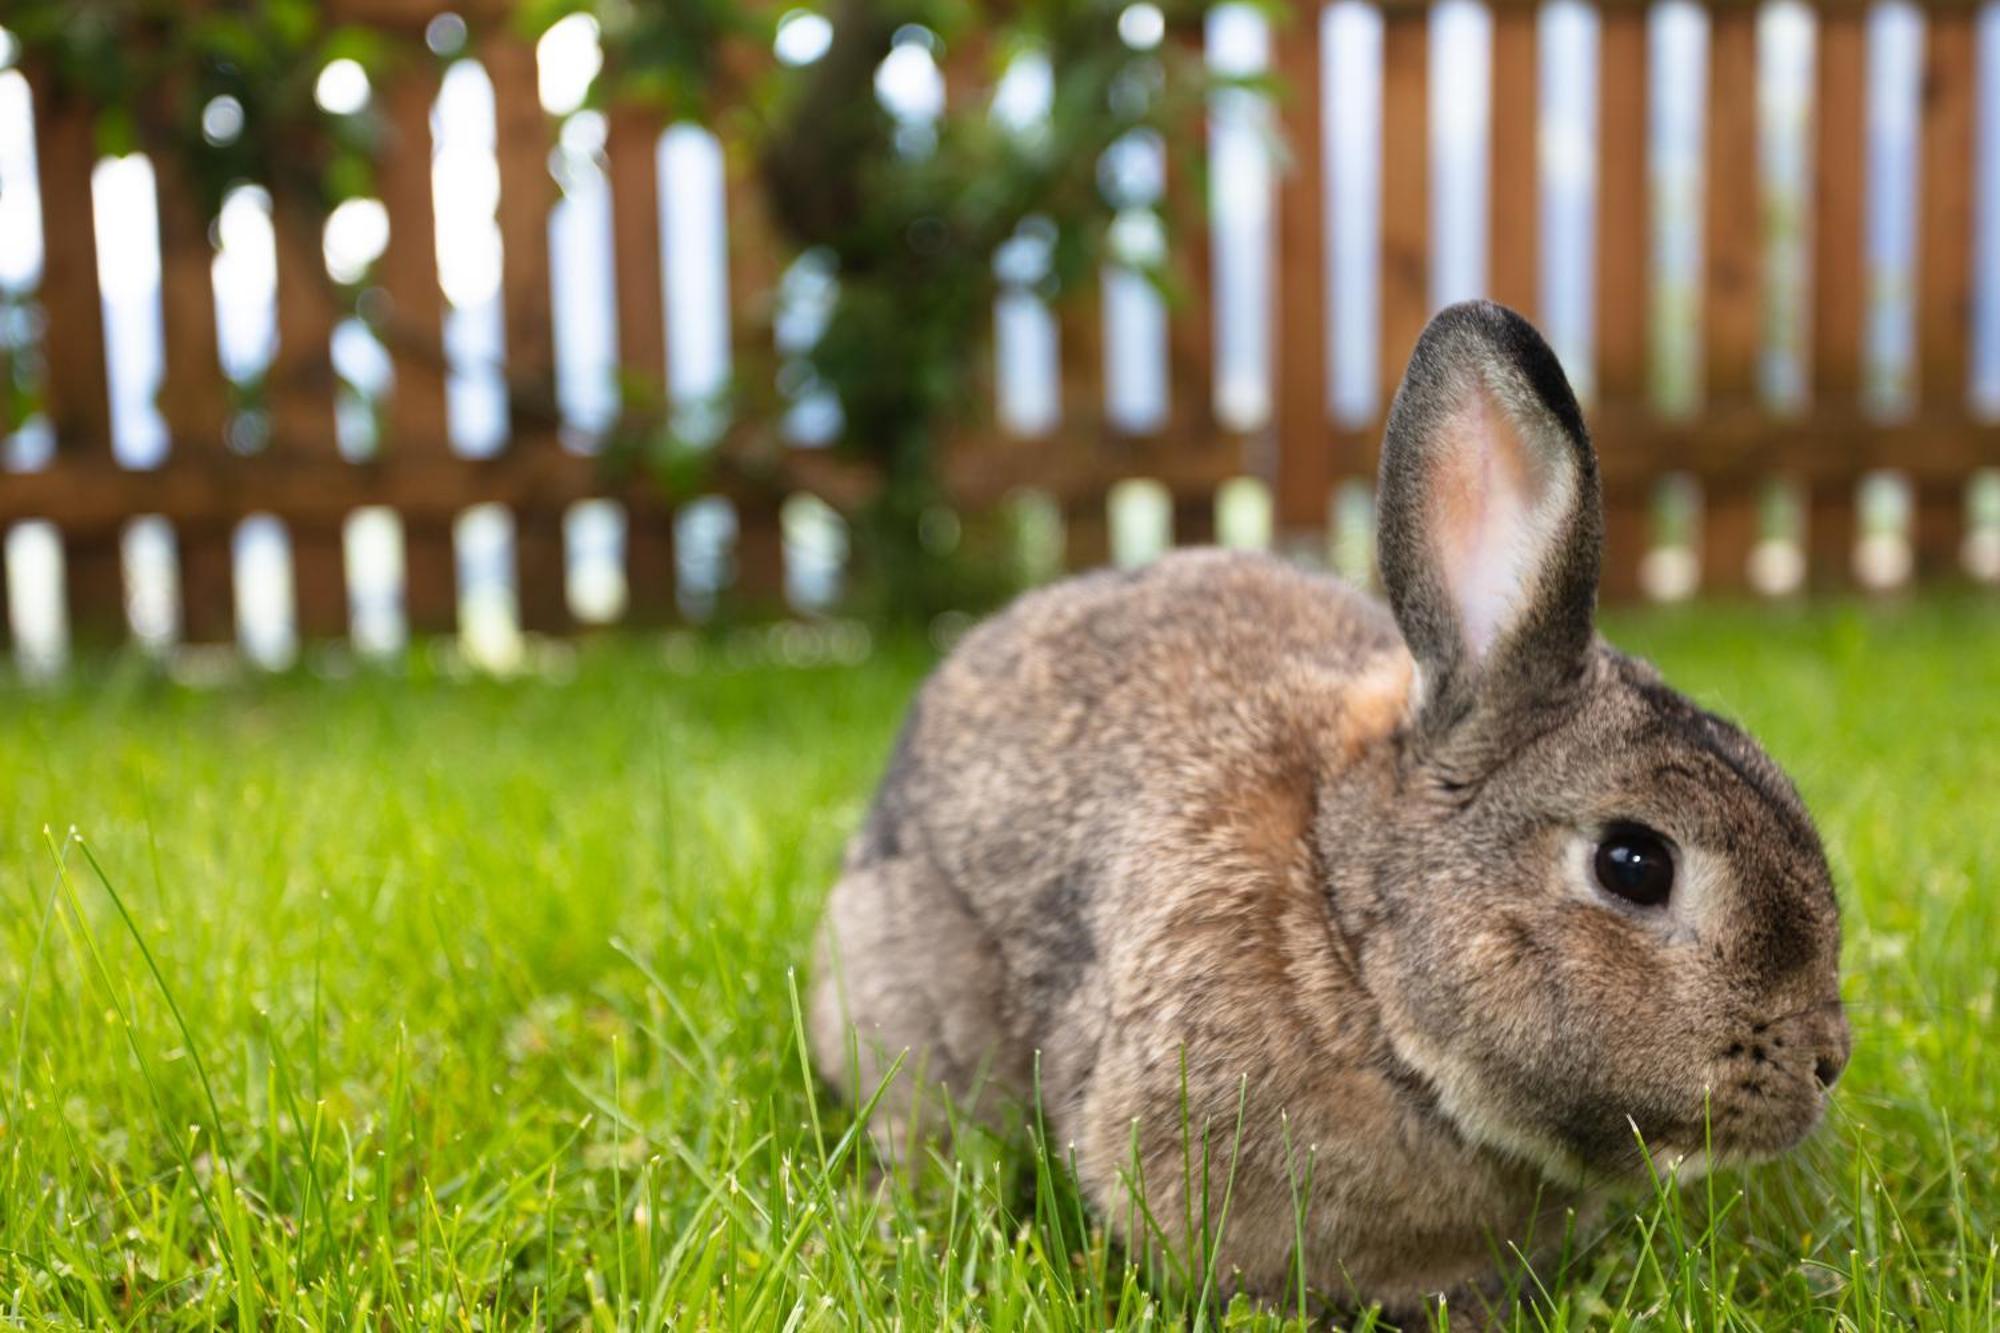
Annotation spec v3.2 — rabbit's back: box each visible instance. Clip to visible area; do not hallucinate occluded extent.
[837,550,1403,1107]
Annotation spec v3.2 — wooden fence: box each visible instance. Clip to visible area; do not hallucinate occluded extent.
[0,0,1995,658]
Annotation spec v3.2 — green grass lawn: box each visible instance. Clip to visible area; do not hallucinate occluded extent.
[3,596,1996,1329]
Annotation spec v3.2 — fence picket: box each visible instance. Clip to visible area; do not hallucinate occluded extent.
[605,104,678,623]
[486,33,571,633]
[152,154,237,643]
[1808,7,1866,586]
[376,63,459,635]
[1379,6,1430,422]
[1702,2,1763,592]
[1273,2,1330,547]
[1489,3,1538,319]
[25,69,124,641]
[1915,6,1976,577]
[1595,5,1651,599]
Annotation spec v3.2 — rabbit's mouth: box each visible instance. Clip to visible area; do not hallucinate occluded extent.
[1617,1061,1835,1180]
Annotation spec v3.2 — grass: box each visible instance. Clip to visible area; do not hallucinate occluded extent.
[1,595,1996,1329]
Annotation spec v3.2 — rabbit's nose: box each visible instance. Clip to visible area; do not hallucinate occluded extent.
[1810,1003,1851,1089]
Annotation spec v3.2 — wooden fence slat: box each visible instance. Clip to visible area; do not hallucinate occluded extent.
[624,496,678,626]
[1379,7,1430,418]
[733,503,789,613]
[152,155,237,642]
[375,65,457,635]
[1813,8,1865,402]
[153,167,226,455]
[485,33,571,633]
[1704,4,1761,404]
[1808,5,1865,587]
[607,105,669,401]
[1595,6,1649,405]
[1063,494,1114,571]
[1595,4,1650,599]
[721,117,791,607]
[1489,3,1538,318]
[1915,5,1976,577]
[1166,21,1217,495]
[1273,2,1329,544]
[26,74,112,453]
[1702,2,1762,592]
[605,103,678,623]
[269,186,349,639]
[270,191,342,453]
[1056,272,1110,570]
[26,70,126,641]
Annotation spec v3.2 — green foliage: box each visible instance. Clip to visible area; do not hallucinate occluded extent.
[8,0,392,222]
[0,598,1996,1326]
[717,0,1220,622]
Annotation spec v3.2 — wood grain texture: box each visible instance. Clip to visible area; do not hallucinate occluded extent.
[1489,3,1539,319]
[1595,6,1649,404]
[63,531,127,646]
[1703,2,1760,405]
[2,408,1992,532]
[1165,29,1218,454]
[624,495,679,624]
[1917,4,1974,407]
[179,524,237,645]
[1809,8,1865,587]
[269,185,342,455]
[24,68,112,453]
[1701,3,1762,591]
[374,66,458,634]
[1913,6,1975,577]
[1601,482,1653,602]
[269,185,347,638]
[376,67,451,451]
[1379,7,1431,414]
[151,151,236,641]
[1812,7,1865,403]
[485,33,569,632]
[607,103,669,400]
[722,119,789,606]
[1273,2,1331,537]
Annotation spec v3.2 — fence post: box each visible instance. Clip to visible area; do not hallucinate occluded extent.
[376,61,459,638]
[1914,5,1975,579]
[1273,1,1329,555]
[1809,6,1865,588]
[1595,4,1651,600]
[25,68,124,643]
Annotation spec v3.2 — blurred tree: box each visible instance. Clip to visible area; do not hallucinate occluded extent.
[7,0,1234,623]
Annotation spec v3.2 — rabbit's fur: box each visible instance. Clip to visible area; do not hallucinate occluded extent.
[810,302,1849,1319]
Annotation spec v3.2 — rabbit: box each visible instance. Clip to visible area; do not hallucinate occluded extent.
[809,300,1850,1321]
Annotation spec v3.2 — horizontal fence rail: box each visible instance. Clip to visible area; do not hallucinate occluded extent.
[1,0,1997,668]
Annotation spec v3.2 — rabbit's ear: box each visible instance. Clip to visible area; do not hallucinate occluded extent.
[1375,301,1602,736]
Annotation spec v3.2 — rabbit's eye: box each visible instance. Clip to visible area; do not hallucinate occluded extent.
[1593,824,1675,907]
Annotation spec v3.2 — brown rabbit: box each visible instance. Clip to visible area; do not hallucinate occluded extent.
[810,301,1849,1320]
